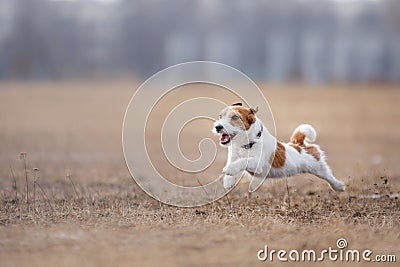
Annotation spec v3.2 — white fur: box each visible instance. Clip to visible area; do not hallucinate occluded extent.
[213,106,345,192]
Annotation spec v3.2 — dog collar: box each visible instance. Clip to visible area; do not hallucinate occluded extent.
[242,125,263,149]
[256,124,263,138]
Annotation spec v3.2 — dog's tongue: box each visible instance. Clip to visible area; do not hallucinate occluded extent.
[221,134,230,143]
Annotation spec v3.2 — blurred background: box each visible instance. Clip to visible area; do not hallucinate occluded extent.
[0,0,400,84]
[0,0,399,186]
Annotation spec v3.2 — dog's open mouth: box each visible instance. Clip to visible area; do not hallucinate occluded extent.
[220,133,231,144]
[220,133,235,145]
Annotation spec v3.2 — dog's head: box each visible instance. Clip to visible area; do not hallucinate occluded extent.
[212,102,258,147]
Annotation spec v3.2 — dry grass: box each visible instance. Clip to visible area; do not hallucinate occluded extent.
[0,81,399,267]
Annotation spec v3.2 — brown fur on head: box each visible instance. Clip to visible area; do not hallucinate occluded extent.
[230,103,258,130]
[213,103,260,146]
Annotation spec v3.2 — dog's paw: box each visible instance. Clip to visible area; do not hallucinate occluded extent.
[330,181,346,192]
[223,165,240,176]
[223,175,236,190]
[222,165,229,173]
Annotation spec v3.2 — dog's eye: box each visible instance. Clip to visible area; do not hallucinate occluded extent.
[231,115,239,120]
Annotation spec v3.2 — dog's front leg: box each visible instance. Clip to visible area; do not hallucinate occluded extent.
[223,174,237,190]
[222,158,248,176]
[222,158,261,190]
[223,158,263,176]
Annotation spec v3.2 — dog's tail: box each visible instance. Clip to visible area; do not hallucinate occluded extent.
[290,124,317,145]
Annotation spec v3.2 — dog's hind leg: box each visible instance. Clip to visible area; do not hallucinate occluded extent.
[310,162,345,192]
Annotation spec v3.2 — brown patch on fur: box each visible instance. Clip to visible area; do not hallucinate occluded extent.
[270,142,286,168]
[290,131,306,146]
[230,106,256,130]
[305,145,320,161]
[289,143,302,153]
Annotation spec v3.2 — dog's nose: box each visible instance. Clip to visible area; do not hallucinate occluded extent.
[215,125,223,132]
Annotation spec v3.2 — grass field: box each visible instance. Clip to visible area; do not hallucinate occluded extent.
[0,81,399,266]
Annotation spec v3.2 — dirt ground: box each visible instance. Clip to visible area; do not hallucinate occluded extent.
[0,81,399,266]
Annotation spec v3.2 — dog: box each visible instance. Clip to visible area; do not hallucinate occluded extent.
[213,102,345,192]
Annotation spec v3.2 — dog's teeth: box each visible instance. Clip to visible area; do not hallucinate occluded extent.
[221,134,230,143]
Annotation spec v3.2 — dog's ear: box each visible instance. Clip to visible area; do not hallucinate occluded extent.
[250,106,259,114]
[232,102,242,106]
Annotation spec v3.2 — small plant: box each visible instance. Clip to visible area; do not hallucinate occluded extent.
[33,168,39,212]
[66,173,79,198]
[9,165,18,203]
[19,152,28,205]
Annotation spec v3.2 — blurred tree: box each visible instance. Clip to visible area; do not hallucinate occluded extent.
[0,0,399,83]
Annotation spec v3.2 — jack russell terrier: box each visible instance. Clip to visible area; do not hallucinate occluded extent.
[213,102,346,192]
